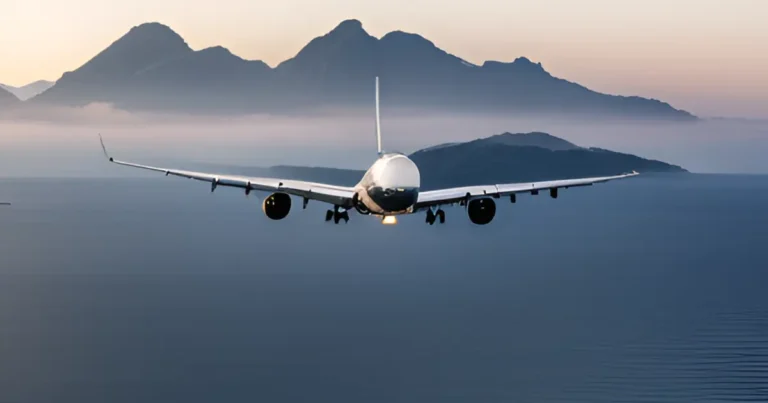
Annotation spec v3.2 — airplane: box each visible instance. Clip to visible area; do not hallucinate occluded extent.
[99,77,638,226]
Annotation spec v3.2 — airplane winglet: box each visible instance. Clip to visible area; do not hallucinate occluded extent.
[99,134,114,162]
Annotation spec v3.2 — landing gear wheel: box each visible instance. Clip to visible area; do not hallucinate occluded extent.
[426,209,445,225]
[325,210,334,222]
[333,210,349,224]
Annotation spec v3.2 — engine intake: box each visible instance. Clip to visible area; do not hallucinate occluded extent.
[262,192,292,220]
[467,197,496,225]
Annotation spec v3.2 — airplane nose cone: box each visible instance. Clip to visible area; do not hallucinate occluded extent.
[366,154,420,213]
[377,155,420,189]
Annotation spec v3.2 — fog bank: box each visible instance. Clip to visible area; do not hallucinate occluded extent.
[1,108,767,177]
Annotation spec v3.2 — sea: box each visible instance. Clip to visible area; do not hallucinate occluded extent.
[0,173,767,402]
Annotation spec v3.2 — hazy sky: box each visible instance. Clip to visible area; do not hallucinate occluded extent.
[2,0,766,118]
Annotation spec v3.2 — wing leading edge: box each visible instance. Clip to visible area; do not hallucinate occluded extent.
[415,171,638,210]
[99,136,356,207]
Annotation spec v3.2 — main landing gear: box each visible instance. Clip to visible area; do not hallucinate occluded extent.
[425,208,445,225]
[325,205,350,224]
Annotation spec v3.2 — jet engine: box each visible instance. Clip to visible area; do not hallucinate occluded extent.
[262,192,292,220]
[467,197,496,225]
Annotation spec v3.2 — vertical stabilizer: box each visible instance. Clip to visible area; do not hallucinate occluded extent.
[375,76,382,155]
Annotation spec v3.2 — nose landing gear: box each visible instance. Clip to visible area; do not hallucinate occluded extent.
[325,205,350,224]
[425,208,446,225]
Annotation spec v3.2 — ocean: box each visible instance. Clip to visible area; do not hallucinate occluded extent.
[0,173,767,402]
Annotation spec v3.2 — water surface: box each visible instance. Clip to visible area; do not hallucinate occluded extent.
[0,174,767,402]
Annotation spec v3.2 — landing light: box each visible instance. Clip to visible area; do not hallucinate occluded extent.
[382,216,398,225]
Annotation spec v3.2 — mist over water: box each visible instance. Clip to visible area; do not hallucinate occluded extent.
[2,109,768,177]
[1,174,767,402]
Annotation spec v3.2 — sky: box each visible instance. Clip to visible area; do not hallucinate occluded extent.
[1,0,766,118]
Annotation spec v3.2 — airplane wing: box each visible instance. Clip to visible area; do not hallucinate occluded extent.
[415,171,638,210]
[99,136,356,207]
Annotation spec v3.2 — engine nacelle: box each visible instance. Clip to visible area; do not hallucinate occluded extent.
[467,197,496,225]
[262,192,292,220]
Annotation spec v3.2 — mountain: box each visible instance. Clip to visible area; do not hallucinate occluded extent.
[409,132,686,189]
[0,86,20,107]
[0,80,54,101]
[32,20,695,119]
[273,20,476,108]
[206,132,685,189]
[34,23,274,112]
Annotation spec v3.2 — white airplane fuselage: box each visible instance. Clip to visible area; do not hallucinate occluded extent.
[354,153,421,215]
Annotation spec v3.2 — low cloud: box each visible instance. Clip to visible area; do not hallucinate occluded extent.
[1,106,767,177]
[0,102,148,125]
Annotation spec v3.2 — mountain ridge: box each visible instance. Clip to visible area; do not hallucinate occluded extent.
[409,132,685,189]
[29,20,696,119]
[0,80,54,101]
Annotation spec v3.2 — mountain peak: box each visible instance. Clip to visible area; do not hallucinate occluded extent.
[66,22,191,79]
[0,80,54,100]
[331,19,365,34]
[512,56,536,65]
[119,22,190,53]
[322,19,372,42]
[512,57,546,72]
[19,80,54,87]
[126,22,184,39]
[276,18,376,73]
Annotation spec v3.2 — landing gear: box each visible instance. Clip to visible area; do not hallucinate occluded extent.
[336,210,350,224]
[425,208,446,225]
[325,205,349,224]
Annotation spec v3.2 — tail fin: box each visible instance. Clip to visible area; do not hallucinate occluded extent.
[375,76,382,155]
